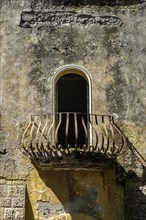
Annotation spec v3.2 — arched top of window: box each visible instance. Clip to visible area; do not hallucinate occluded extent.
[52,64,92,115]
[52,64,92,85]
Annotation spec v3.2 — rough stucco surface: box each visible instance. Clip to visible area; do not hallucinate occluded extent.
[26,167,124,220]
[0,0,146,220]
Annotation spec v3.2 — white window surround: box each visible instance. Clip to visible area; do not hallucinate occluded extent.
[52,64,92,145]
[52,64,92,116]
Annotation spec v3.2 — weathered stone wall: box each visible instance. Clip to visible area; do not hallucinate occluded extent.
[125,180,146,220]
[0,0,146,219]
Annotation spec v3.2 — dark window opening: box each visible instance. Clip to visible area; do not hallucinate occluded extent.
[56,74,88,147]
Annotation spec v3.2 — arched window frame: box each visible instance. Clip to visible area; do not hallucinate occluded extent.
[52,64,92,145]
[52,64,92,114]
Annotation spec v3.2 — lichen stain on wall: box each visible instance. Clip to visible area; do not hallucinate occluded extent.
[26,166,124,220]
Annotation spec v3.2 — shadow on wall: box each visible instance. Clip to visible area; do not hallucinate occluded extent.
[37,184,102,220]
[25,188,35,220]
[25,138,146,220]
[25,169,105,220]
[124,167,146,220]
[123,141,146,220]
[31,0,145,7]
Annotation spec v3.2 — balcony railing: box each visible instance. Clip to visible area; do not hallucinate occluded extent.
[20,113,127,168]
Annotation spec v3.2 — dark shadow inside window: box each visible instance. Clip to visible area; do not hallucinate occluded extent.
[56,74,88,147]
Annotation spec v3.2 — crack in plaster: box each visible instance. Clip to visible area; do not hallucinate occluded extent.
[0,149,8,155]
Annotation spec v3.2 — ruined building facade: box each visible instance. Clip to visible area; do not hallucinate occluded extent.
[0,0,146,220]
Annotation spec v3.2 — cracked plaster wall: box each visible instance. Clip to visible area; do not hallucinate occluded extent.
[0,0,146,219]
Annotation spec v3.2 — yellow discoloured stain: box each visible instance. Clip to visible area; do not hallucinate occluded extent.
[26,167,124,220]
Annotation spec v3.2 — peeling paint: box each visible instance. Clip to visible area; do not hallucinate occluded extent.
[37,185,103,219]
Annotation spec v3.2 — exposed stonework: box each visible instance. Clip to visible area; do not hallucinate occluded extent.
[0,179,26,220]
[20,11,123,28]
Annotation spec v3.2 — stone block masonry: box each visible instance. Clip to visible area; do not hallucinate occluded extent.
[0,179,26,220]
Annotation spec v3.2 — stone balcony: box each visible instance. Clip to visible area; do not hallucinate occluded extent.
[20,112,127,169]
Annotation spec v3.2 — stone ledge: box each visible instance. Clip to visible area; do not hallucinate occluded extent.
[31,152,116,170]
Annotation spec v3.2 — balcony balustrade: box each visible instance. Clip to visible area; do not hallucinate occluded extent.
[21,112,127,168]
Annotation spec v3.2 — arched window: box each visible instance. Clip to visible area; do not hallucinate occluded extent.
[52,65,92,147]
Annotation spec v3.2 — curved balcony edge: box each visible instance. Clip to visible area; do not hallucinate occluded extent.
[20,112,127,168]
